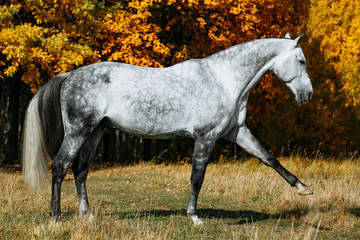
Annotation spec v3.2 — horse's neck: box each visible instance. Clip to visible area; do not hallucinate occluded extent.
[208,39,288,93]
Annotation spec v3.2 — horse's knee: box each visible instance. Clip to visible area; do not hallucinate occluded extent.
[51,161,69,180]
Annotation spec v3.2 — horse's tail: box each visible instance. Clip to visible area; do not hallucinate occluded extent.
[22,73,69,189]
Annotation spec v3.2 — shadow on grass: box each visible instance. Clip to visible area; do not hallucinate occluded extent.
[349,207,360,218]
[198,208,307,225]
[105,207,310,225]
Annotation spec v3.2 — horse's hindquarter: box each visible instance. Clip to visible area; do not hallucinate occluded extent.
[103,61,232,138]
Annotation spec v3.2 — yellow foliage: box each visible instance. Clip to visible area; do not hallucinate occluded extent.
[308,0,360,111]
[101,1,170,68]
[0,22,98,92]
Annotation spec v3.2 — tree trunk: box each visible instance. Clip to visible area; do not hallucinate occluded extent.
[5,75,21,164]
[103,130,118,163]
[0,77,7,156]
[143,139,152,161]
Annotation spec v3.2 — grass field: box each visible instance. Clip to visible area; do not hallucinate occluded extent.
[1,155,360,239]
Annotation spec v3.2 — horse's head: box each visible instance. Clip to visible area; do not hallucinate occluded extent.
[270,33,313,104]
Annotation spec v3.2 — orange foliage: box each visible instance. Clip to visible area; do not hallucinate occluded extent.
[152,0,307,61]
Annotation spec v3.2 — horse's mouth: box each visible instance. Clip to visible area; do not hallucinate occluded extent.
[297,92,312,104]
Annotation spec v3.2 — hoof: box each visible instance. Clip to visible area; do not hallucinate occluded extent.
[80,210,94,219]
[297,186,314,195]
[88,212,94,220]
[190,215,204,225]
[49,211,61,221]
[83,212,94,220]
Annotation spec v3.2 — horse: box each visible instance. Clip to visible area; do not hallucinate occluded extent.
[22,33,313,225]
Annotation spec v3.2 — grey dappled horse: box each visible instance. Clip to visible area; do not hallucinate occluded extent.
[22,33,313,225]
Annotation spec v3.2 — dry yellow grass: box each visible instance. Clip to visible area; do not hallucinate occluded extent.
[1,156,360,239]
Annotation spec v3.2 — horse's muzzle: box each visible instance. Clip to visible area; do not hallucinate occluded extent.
[299,91,313,104]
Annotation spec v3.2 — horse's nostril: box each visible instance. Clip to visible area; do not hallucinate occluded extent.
[309,92,313,100]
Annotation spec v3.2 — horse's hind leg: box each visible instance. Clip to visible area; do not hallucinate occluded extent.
[187,137,216,225]
[72,125,105,216]
[50,131,93,220]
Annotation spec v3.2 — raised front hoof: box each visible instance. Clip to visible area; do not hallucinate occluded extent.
[297,186,314,196]
[189,215,204,225]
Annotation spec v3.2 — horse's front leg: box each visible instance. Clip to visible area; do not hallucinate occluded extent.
[225,126,313,195]
[187,138,216,225]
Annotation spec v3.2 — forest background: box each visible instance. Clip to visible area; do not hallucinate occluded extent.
[1,0,360,165]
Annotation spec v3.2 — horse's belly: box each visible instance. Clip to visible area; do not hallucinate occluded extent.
[116,124,193,139]
[105,97,194,138]
[107,112,193,139]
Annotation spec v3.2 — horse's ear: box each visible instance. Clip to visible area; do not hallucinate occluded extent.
[285,32,291,39]
[294,33,305,46]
